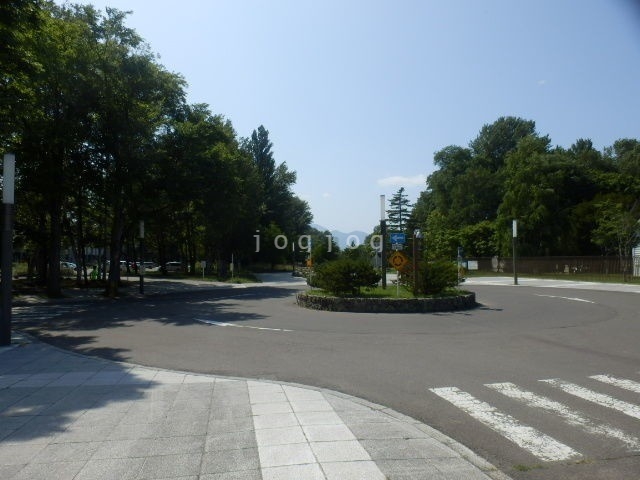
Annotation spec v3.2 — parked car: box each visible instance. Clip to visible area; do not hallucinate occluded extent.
[165,261,182,272]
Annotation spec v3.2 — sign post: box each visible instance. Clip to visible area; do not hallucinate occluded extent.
[389,252,408,297]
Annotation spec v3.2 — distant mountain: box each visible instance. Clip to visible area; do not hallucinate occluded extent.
[311,224,369,248]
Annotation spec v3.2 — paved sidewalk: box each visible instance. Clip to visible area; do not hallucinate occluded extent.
[0,334,509,480]
[465,276,640,293]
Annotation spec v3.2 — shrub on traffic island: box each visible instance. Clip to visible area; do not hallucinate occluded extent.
[313,258,380,296]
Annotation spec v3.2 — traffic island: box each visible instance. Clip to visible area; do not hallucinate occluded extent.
[296,291,477,313]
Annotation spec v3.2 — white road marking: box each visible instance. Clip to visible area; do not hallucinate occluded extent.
[541,379,640,420]
[429,386,580,461]
[487,382,640,451]
[194,318,293,332]
[589,375,640,394]
[535,294,595,304]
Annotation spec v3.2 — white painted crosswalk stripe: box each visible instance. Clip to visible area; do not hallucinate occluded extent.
[487,382,640,451]
[430,386,581,462]
[590,374,640,394]
[541,378,640,420]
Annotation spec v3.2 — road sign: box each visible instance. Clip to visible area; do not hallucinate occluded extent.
[390,232,406,244]
[391,243,404,251]
[388,251,408,270]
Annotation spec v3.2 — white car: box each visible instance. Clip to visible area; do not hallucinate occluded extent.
[165,261,182,272]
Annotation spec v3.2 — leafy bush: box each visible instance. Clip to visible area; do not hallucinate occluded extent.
[314,258,381,296]
[418,260,459,295]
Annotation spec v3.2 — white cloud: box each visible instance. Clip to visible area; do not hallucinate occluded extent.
[377,174,426,187]
[322,192,331,198]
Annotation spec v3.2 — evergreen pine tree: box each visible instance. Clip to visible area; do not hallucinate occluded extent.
[386,187,412,233]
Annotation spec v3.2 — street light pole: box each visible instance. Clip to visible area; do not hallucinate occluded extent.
[512,219,518,285]
[380,195,387,289]
[1,153,15,346]
[139,220,144,294]
[413,229,422,295]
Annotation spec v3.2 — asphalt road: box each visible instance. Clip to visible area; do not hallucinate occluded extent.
[15,277,640,480]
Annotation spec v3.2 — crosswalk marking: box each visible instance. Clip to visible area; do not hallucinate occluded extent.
[541,378,640,420]
[487,382,640,451]
[429,386,580,462]
[590,374,640,394]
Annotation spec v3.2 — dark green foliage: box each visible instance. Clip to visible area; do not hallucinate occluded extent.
[314,259,381,296]
[419,261,458,295]
[4,3,311,296]
[412,117,640,259]
[387,187,412,233]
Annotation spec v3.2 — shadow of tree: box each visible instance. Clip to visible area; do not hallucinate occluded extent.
[0,338,169,445]
[16,286,300,333]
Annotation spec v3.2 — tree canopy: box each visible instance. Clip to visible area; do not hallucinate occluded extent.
[412,117,640,260]
[1,1,312,295]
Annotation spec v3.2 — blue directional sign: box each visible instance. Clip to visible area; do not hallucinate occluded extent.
[390,232,406,244]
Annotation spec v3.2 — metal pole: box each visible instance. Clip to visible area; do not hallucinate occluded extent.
[512,219,518,285]
[139,220,144,294]
[380,195,387,289]
[412,234,417,296]
[381,219,387,289]
[1,153,15,346]
[412,230,422,295]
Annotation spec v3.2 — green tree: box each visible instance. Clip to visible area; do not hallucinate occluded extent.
[591,196,640,279]
[423,210,458,260]
[386,187,412,233]
[243,125,297,229]
[458,221,497,257]
[0,0,43,149]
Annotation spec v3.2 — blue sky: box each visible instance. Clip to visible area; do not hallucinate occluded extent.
[64,0,640,233]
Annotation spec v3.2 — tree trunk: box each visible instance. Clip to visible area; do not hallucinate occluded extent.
[47,196,62,297]
[105,202,125,297]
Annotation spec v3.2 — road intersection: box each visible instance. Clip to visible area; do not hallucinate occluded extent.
[6,274,640,479]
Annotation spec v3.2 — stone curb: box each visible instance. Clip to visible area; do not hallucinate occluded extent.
[296,291,478,313]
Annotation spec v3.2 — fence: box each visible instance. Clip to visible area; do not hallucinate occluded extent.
[465,256,640,282]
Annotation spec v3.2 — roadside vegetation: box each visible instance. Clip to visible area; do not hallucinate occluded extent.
[3,3,638,300]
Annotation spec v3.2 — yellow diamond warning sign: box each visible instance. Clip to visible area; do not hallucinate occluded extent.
[388,251,408,270]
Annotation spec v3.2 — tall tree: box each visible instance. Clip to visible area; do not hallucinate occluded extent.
[87,7,185,295]
[386,187,412,233]
[243,125,297,229]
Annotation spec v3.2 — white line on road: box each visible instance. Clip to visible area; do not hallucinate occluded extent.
[487,382,640,451]
[194,318,293,332]
[541,379,640,420]
[534,294,595,304]
[589,375,640,394]
[429,386,581,461]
